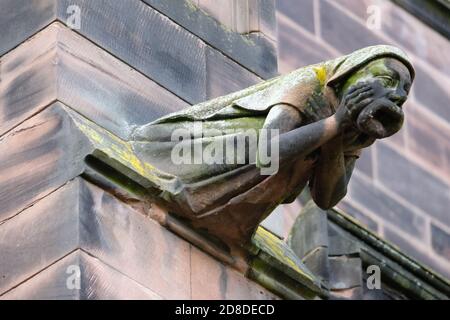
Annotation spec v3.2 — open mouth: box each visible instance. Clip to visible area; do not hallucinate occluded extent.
[374,101,403,128]
[356,99,404,138]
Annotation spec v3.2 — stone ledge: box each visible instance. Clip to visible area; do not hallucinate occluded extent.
[288,198,450,299]
[328,206,450,299]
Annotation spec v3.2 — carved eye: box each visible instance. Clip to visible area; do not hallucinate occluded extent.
[377,76,396,87]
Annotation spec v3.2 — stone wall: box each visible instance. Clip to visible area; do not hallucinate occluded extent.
[0,178,276,299]
[1,0,448,299]
[0,0,279,299]
[276,0,450,278]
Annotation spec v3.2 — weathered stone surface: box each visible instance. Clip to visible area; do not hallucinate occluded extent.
[198,0,277,38]
[0,177,191,299]
[1,1,277,106]
[288,201,329,259]
[261,202,303,240]
[431,224,450,261]
[302,247,330,282]
[205,47,261,99]
[259,206,288,240]
[348,172,426,238]
[331,287,363,300]
[2,250,162,300]
[78,182,192,299]
[328,256,363,290]
[376,143,450,225]
[392,0,450,42]
[276,11,336,74]
[143,0,277,78]
[252,227,322,294]
[406,104,449,170]
[319,0,386,53]
[445,149,450,181]
[0,23,188,140]
[327,0,371,19]
[190,246,278,300]
[336,200,378,232]
[383,226,450,279]
[0,34,57,136]
[197,0,234,29]
[0,0,56,56]
[379,1,450,76]
[327,222,360,257]
[0,179,81,295]
[413,65,450,122]
[1,0,209,103]
[382,107,408,148]
[277,0,315,33]
[361,282,395,300]
[258,0,277,40]
[57,0,208,104]
[0,103,92,222]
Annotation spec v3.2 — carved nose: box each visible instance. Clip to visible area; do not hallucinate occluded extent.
[389,93,407,107]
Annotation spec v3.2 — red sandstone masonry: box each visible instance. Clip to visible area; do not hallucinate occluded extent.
[405,102,450,178]
[197,0,277,40]
[331,0,450,76]
[190,246,278,299]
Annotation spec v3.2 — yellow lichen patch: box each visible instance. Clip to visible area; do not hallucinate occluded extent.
[253,227,315,282]
[110,143,146,176]
[313,66,327,86]
[72,114,163,185]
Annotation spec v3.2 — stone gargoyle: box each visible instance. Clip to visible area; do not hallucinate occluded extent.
[128,45,414,245]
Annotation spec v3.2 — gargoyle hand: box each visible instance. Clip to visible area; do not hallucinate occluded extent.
[334,82,374,131]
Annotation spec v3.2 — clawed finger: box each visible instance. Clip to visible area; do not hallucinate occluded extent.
[347,83,365,94]
[346,86,372,102]
[347,90,374,108]
[347,82,370,94]
[348,98,373,119]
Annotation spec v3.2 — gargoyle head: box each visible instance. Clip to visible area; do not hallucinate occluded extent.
[339,57,413,138]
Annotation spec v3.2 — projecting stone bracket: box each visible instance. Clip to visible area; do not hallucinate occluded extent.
[70,103,328,299]
[0,100,325,299]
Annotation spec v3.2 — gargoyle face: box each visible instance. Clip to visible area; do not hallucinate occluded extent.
[342,57,412,105]
[341,58,413,138]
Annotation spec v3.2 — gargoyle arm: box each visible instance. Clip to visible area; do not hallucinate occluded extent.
[260,104,361,209]
[309,135,361,210]
[259,104,344,165]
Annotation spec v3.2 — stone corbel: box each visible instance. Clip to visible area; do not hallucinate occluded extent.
[64,104,327,299]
